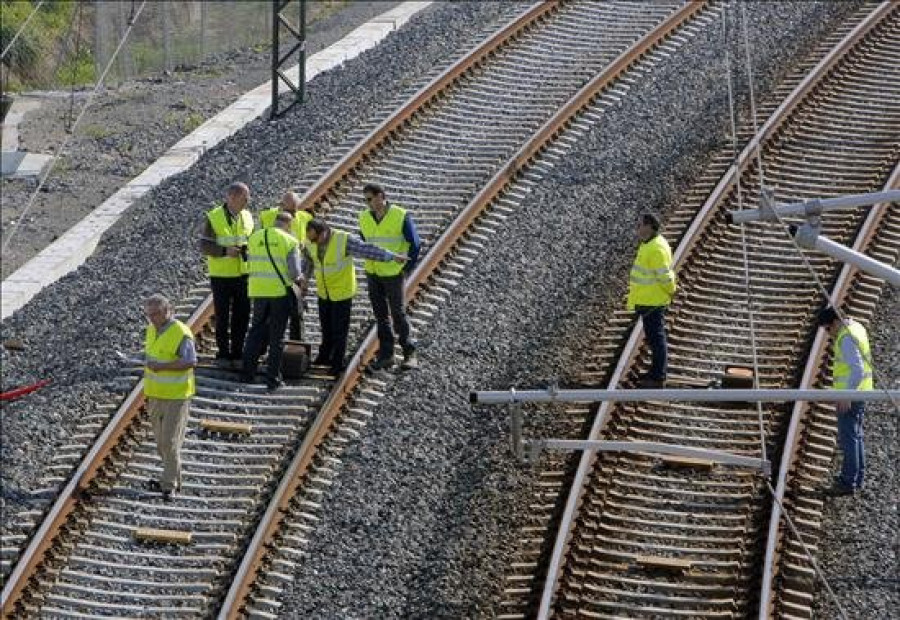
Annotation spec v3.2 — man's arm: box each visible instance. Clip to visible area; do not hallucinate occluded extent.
[198,217,226,257]
[402,214,421,273]
[147,337,197,371]
[839,332,866,390]
[346,236,403,263]
[286,247,303,282]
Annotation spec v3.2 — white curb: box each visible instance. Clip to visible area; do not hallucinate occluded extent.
[2,1,431,321]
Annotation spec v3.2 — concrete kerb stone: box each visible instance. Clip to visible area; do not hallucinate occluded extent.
[2,1,432,321]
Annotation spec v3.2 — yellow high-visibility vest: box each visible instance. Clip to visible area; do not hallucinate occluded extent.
[359,205,409,277]
[832,320,874,390]
[144,320,195,400]
[261,208,312,243]
[310,230,356,301]
[246,227,299,298]
[206,205,254,277]
[627,234,676,310]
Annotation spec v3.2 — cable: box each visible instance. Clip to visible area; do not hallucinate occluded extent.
[722,3,768,467]
[734,2,899,414]
[765,479,850,620]
[2,1,148,255]
[0,0,46,62]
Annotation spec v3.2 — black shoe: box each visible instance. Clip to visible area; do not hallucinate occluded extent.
[145,479,162,492]
[266,379,285,392]
[637,375,666,388]
[401,349,418,370]
[311,355,330,366]
[371,356,393,370]
[328,365,345,377]
[824,478,856,496]
[161,489,173,502]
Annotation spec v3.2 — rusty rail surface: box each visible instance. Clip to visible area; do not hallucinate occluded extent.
[218,3,707,616]
[535,3,898,618]
[758,161,900,619]
[0,4,562,616]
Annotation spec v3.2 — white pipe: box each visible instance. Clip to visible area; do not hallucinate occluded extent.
[728,189,900,224]
[472,388,900,404]
[531,439,770,473]
[792,225,900,287]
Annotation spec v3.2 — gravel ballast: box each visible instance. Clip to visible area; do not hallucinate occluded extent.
[0,1,526,520]
[812,286,899,620]
[274,2,876,618]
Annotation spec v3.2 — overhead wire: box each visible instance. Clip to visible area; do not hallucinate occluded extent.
[723,4,849,618]
[737,2,898,415]
[2,1,148,255]
[0,0,46,61]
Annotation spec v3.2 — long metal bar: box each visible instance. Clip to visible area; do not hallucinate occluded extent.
[758,161,900,619]
[792,225,900,286]
[472,388,900,404]
[536,6,896,618]
[530,439,770,473]
[728,189,900,224]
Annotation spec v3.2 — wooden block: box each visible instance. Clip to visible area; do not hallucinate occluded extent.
[635,555,694,571]
[723,365,755,389]
[133,527,192,544]
[200,419,252,435]
[659,455,715,470]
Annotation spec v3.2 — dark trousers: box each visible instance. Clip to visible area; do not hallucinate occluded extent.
[367,274,413,359]
[211,275,250,361]
[837,402,865,489]
[636,306,668,380]
[317,298,352,372]
[243,296,291,384]
[288,290,302,341]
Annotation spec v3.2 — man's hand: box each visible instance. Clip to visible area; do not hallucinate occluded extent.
[295,277,308,295]
[392,254,408,264]
[225,246,242,258]
[835,401,851,414]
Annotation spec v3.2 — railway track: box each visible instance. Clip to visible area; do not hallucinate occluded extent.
[0,2,722,617]
[487,3,898,619]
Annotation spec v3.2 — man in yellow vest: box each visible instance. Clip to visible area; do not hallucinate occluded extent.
[199,182,254,369]
[359,183,421,370]
[627,213,677,388]
[143,294,196,501]
[259,191,313,340]
[299,218,407,377]
[242,212,305,391]
[818,307,874,495]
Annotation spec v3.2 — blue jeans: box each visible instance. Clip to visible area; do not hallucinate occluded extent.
[636,306,668,381]
[836,401,865,489]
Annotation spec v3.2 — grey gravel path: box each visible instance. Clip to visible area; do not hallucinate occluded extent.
[0,1,525,520]
[275,2,866,618]
[812,286,899,620]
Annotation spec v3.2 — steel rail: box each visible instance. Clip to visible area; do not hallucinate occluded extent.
[535,4,897,617]
[0,4,559,616]
[0,300,212,617]
[218,2,707,616]
[758,160,900,619]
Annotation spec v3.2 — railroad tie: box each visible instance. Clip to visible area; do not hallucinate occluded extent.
[133,527,192,545]
[200,419,253,435]
[635,554,694,572]
[658,454,716,471]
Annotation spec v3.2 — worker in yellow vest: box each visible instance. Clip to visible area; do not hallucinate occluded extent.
[359,183,421,370]
[143,294,196,501]
[299,218,407,377]
[259,191,313,340]
[198,182,254,369]
[818,307,874,495]
[260,191,314,241]
[241,212,305,391]
[627,213,677,388]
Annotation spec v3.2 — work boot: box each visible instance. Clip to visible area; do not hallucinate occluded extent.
[637,375,665,388]
[401,348,418,370]
[371,356,394,371]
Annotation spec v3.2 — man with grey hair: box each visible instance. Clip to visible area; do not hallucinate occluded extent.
[143,294,197,501]
[199,182,254,369]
